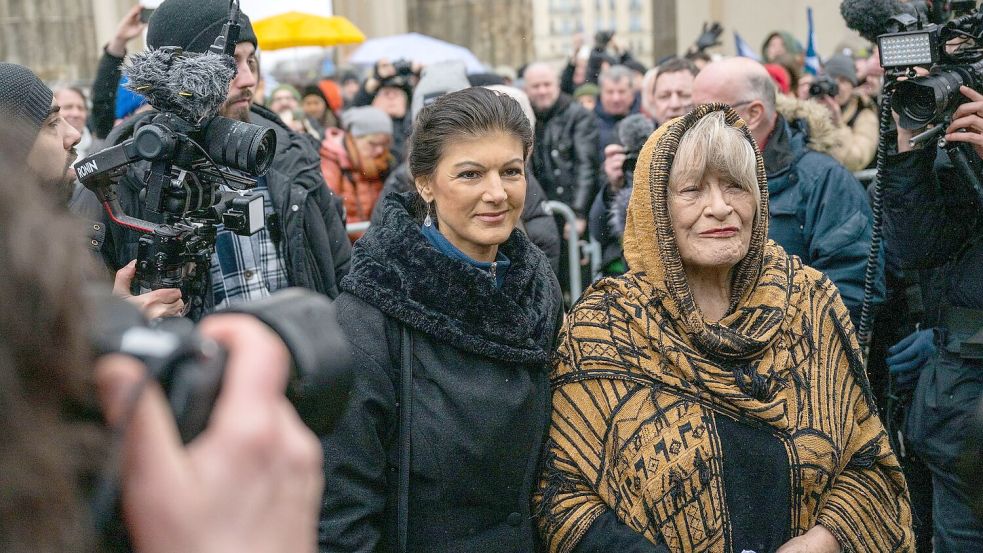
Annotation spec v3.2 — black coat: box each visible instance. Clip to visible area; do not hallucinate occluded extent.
[370,161,562,274]
[98,105,352,304]
[532,95,599,217]
[319,193,563,553]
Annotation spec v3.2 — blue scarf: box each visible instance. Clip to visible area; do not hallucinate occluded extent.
[421,223,511,289]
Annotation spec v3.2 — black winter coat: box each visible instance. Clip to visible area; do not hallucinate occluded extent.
[531,95,599,217]
[98,105,352,304]
[319,193,563,553]
[370,161,562,274]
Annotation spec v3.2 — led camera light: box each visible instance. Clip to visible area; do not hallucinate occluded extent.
[879,30,939,68]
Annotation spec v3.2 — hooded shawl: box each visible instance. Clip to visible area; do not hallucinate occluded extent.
[535,104,913,552]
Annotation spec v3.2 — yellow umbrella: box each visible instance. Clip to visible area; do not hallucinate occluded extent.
[253,12,366,51]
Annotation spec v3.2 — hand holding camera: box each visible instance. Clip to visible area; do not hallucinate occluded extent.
[945,85,983,160]
[96,313,323,553]
[113,260,186,319]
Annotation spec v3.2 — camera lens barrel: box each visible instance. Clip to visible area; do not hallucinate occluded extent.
[894,61,983,130]
[200,116,278,176]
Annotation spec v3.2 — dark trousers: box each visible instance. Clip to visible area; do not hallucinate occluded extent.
[906,348,983,552]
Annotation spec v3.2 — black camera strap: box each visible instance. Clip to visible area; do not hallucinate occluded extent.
[396,325,413,553]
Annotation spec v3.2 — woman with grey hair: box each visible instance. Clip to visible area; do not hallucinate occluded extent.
[535,105,914,552]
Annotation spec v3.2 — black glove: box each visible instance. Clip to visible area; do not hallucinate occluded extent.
[694,22,723,52]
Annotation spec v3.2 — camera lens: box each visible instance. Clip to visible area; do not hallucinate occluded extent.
[894,70,966,129]
[200,116,278,176]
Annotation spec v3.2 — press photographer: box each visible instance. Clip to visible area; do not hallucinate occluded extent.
[95,0,351,319]
[0,118,351,553]
[861,1,983,547]
[810,54,880,172]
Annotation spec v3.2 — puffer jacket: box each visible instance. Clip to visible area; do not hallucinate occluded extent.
[319,192,563,553]
[765,97,884,327]
[98,104,352,306]
[371,161,562,274]
[531,94,599,217]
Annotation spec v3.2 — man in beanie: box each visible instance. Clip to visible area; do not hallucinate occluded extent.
[99,0,352,314]
[0,62,81,201]
[818,53,879,172]
[320,106,393,239]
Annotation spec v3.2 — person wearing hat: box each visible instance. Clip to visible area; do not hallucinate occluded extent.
[819,53,879,172]
[573,82,599,112]
[268,84,302,115]
[0,63,81,202]
[320,106,393,238]
[98,0,352,315]
[302,84,340,131]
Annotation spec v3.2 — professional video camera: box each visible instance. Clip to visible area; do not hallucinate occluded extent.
[877,1,983,199]
[74,0,275,319]
[809,75,841,98]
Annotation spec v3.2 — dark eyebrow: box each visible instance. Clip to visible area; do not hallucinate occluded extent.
[43,106,60,123]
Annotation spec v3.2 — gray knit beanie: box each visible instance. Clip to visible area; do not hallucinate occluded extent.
[824,54,858,86]
[0,62,53,143]
[147,0,257,54]
[342,107,393,137]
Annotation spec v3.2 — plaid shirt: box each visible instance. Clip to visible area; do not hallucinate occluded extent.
[210,177,289,309]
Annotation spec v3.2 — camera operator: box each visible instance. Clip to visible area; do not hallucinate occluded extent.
[814,55,880,172]
[0,121,325,553]
[99,0,352,315]
[883,84,983,549]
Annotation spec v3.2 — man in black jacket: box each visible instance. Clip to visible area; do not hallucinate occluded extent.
[882,85,983,551]
[99,0,351,315]
[524,62,599,230]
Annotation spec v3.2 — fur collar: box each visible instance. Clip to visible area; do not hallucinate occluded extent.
[775,94,841,156]
[341,192,560,365]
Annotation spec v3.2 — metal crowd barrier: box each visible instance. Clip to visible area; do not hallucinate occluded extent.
[345,201,599,300]
[542,201,583,299]
[346,221,371,234]
[854,168,877,185]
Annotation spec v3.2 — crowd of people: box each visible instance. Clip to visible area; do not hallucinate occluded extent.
[2,0,983,551]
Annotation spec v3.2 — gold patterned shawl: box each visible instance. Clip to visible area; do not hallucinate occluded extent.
[535,105,913,552]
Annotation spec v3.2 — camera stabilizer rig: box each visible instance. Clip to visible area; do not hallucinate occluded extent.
[75,0,277,320]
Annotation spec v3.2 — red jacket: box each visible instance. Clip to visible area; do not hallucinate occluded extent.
[319,128,387,239]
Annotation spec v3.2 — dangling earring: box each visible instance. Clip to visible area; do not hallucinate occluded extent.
[423,202,433,227]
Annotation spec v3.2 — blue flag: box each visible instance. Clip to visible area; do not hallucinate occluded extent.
[804,6,821,75]
[734,31,761,61]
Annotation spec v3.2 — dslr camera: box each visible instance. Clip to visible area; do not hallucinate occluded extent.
[809,75,841,98]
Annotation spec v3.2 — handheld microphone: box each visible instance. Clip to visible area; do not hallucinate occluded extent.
[617,114,656,158]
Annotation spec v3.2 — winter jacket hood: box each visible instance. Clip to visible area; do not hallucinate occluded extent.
[341,191,560,364]
[774,94,841,157]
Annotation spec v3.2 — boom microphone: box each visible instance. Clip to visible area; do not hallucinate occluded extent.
[618,113,656,155]
[841,0,918,42]
[125,48,236,124]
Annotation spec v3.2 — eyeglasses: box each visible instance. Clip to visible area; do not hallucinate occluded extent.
[729,99,755,109]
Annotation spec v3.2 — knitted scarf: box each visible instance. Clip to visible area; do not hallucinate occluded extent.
[535,104,913,553]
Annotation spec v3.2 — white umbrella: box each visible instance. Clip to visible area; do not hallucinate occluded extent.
[347,32,485,73]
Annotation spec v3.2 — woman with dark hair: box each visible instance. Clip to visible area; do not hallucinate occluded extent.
[535,105,914,552]
[319,86,564,552]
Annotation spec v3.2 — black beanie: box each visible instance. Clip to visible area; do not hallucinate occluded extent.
[147,0,257,54]
[0,62,53,143]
